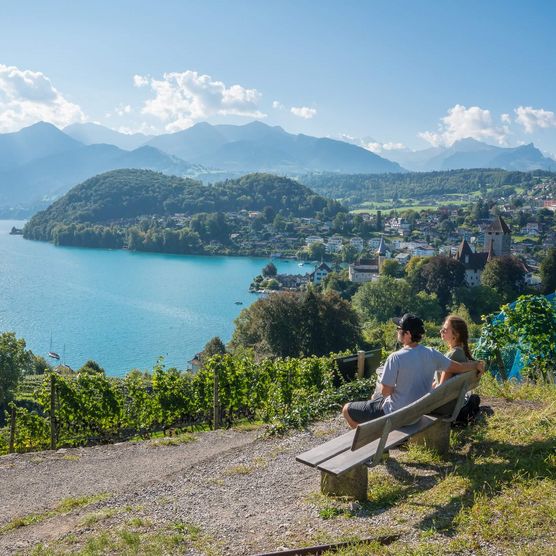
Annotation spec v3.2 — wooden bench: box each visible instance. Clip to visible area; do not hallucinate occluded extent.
[296,371,480,500]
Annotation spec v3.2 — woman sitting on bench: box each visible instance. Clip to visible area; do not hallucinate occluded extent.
[342,313,484,429]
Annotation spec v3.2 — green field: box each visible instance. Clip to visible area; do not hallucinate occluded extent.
[351,198,469,214]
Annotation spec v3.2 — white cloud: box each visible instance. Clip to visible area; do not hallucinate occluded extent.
[501,113,511,124]
[115,104,132,116]
[514,105,556,133]
[135,70,266,131]
[381,141,406,151]
[0,64,84,132]
[361,141,406,154]
[272,100,285,110]
[419,104,509,147]
[133,74,149,87]
[117,122,158,135]
[291,106,317,119]
[337,134,405,154]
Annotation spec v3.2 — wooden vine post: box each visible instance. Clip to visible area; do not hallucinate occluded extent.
[213,366,220,430]
[8,404,16,454]
[50,372,57,450]
[357,350,366,379]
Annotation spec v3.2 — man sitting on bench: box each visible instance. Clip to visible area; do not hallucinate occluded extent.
[342,313,484,429]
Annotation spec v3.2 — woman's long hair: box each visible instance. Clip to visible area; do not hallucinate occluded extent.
[446,315,474,361]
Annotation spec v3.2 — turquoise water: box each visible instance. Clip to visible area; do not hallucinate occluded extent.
[0,220,310,376]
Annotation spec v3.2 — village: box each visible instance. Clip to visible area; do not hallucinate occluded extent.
[246,182,556,294]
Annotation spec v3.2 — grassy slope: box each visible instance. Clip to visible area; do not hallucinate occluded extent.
[8,376,556,556]
[329,375,556,555]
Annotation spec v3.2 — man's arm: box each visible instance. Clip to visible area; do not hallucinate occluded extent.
[381,383,394,396]
[446,360,485,375]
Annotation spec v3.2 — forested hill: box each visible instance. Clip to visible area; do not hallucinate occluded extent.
[23,169,344,241]
[301,168,556,205]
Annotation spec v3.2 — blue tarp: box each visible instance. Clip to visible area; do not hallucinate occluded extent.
[491,292,555,380]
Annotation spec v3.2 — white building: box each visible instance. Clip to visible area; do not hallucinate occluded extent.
[368,237,382,249]
[413,245,435,257]
[310,262,332,284]
[521,222,540,236]
[305,235,324,246]
[325,236,343,254]
[348,258,379,283]
[350,237,365,252]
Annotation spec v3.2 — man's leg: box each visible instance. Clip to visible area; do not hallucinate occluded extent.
[342,396,385,429]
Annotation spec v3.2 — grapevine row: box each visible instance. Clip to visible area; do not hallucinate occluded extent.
[1,351,373,454]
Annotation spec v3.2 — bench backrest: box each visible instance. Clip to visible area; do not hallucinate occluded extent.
[352,370,479,451]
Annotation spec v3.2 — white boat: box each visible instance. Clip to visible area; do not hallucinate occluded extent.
[48,332,61,360]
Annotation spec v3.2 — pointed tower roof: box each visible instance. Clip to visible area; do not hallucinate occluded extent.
[454,237,489,270]
[486,216,511,234]
[456,238,473,261]
[376,236,387,256]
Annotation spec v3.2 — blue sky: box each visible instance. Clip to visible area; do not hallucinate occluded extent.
[2,0,556,155]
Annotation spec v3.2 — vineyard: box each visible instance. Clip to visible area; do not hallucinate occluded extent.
[1,352,375,455]
[3,294,555,457]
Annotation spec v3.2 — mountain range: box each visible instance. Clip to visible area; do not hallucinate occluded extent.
[1,121,403,211]
[386,137,556,172]
[70,120,405,174]
[2,120,555,213]
[0,122,203,209]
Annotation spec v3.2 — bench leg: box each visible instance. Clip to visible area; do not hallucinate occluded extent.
[410,420,451,456]
[320,466,368,501]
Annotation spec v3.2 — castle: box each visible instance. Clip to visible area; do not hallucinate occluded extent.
[454,216,511,287]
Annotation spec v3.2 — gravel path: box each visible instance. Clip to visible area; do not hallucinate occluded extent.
[0,418,420,555]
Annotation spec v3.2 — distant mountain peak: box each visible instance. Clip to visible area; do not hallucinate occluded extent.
[146,121,404,174]
[450,137,497,152]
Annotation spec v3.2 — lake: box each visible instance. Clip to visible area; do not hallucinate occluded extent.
[0,220,310,376]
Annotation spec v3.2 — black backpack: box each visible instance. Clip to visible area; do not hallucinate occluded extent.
[453,394,481,427]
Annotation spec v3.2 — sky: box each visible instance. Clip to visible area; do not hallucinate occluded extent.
[2,0,556,155]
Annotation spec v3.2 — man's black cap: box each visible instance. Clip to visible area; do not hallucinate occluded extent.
[391,313,425,335]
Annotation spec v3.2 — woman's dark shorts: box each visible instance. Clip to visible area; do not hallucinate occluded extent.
[347,395,385,424]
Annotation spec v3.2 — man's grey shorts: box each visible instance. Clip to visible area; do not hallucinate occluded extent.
[347,395,385,424]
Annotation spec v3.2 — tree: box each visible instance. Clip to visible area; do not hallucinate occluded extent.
[352,276,412,323]
[266,278,280,290]
[322,270,360,300]
[340,244,359,263]
[200,336,227,364]
[263,206,276,222]
[262,262,277,277]
[272,213,286,232]
[405,256,427,291]
[79,360,105,374]
[414,256,465,310]
[408,291,443,323]
[380,259,402,278]
[481,255,526,303]
[230,290,362,357]
[0,332,30,407]
[27,352,52,375]
[307,242,326,261]
[451,285,502,322]
[476,295,556,383]
[540,247,556,294]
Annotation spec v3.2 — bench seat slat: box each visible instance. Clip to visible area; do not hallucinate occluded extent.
[296,430,355,467]
[317,415,438,476]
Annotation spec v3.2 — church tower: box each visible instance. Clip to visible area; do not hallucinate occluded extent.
[483,216,511,256]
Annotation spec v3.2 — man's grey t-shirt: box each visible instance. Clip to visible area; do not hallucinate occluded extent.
[380,344,452,414]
